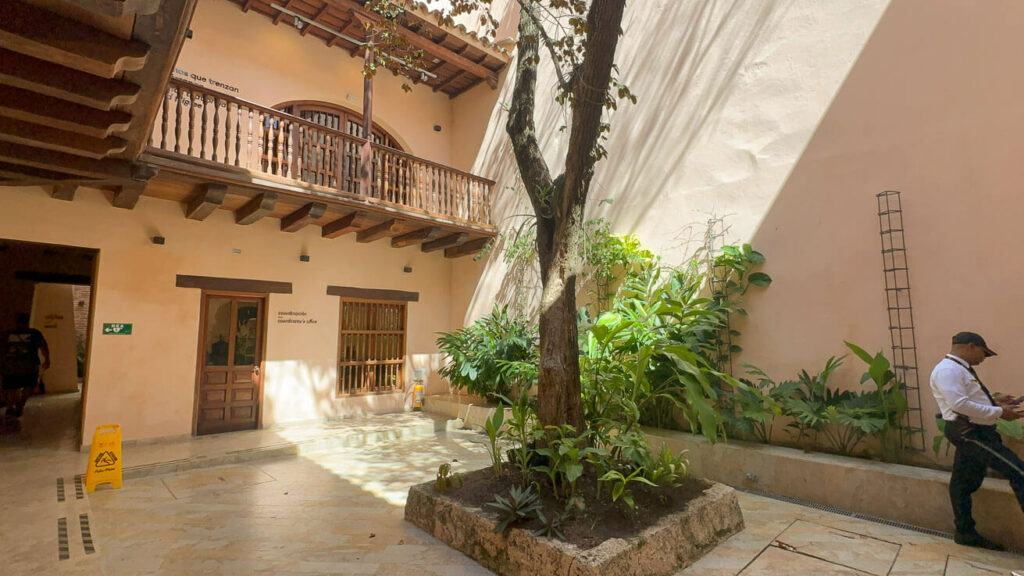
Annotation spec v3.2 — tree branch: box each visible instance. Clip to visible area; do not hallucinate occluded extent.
[506,0,554,224]
[519,0,571,91]
[559,0,626,222]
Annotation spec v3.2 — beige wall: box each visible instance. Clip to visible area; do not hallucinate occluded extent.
[31,284,78,394]
[453,0,1024,462]
[174,0,455,163]
[1,188,456,442]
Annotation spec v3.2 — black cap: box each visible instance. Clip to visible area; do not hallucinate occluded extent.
[952,331,997,357]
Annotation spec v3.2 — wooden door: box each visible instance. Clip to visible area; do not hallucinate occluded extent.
[195,294,263,435]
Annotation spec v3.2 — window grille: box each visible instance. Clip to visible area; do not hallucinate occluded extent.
[337,299,407,395]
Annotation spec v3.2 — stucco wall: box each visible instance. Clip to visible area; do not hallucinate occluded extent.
[452,0,1024,462]
[174,0,454,163]
[1,188,455,443]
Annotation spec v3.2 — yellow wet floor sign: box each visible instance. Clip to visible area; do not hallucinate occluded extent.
[85,424,122,493]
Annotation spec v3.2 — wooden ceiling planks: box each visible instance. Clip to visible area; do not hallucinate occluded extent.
[223,0,507,97]
[0,0,196,194]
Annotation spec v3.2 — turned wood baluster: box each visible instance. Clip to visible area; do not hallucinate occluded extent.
[275,117,285,176]
[257,111,266,173]
[174,88,184,153]
[289,122,299,180]
[160,88,170,149]
[223,99,231,165]
[234,104,241,167]
[199,95,207,158]
[211,97,220,162]
[246,107,254,170]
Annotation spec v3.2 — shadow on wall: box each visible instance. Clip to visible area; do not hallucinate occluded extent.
[463,0,791,322]
[738,0,1024,459]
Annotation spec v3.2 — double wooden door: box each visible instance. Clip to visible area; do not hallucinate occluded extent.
[195,294,264,435]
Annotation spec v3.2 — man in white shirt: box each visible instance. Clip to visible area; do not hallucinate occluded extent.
[930,331,1023,551]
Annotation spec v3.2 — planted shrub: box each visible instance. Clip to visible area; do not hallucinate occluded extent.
[436,305,538,404]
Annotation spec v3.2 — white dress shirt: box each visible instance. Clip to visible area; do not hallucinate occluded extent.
[930,354,1004,425]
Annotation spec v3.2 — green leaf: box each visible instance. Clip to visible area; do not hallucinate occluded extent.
[844,341,874,365]
[747,272,772,287]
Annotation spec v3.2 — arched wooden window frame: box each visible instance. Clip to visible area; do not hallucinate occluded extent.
[275,100,406,152]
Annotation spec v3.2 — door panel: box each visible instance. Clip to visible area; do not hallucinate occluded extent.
[196,295,263,435]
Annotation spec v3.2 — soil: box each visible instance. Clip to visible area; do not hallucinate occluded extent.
[440,462,710,550]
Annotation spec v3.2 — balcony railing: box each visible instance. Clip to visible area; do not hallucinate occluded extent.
[149,78,492,226]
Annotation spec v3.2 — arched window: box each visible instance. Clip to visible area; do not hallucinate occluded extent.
[274,100,405,190]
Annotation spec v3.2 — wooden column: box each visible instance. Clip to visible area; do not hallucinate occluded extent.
[359,32,374,197]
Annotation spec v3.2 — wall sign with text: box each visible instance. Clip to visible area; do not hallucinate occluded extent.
[102,323,133,335]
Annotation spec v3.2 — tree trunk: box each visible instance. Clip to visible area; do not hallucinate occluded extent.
[506,0,626,431]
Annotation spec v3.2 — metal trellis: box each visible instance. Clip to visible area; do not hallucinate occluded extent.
[876,190,925,452]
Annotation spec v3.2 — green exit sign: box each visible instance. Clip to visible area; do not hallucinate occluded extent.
[102,323,133,335]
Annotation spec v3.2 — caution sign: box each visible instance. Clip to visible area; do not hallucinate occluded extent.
[85,424,123,493]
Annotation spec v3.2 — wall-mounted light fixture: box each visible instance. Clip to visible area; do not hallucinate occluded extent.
[433,125,442,132]
[300,254,310,262]
[152,236,165,245]
[403,266,413,273]
[232,248,242,255]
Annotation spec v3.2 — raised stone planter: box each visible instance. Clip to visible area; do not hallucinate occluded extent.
[405,478,744,576]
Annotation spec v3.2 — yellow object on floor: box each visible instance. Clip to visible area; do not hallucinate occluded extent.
[85,424,122,493]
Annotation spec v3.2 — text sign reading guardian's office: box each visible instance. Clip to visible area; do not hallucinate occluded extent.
[102,323,133,335]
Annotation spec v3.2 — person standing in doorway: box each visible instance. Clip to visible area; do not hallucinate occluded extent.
[929,331,1024,551]
[0,313,50,420]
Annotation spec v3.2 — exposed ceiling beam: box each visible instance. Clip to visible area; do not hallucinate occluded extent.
[0,0,150,78]
[0,48,141,111]
[0,161,85,183]
[0,85,132,139]
[281,202,327,232]
[321,211,360,238]
[112,182,147,209]
[0,142,134,180]
[391,226,439,248]
[421,232,467,253]
[118,0,199,160]
[346,5,497,87]
[186,183,227,220]
[444,236,490,258]
[302,4,330,36]
[356,218,398,243]
[235,192,277,225]
[62,0,163,17]
[0,116,128,159]
[273,0,294,24]
[50,184,79,201]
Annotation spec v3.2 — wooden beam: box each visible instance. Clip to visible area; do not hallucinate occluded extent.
[0,0,150,78]
[356,218,398,243]
[186,183,227,220]
[391,226,440,248]
[421,232,467,253]
[235,192,277,225]
[326,285,419,302]
[0,85,132,139]
[118,0,198,160]
[112,181,147,209]
[0,116,128,159]
[0,48,140,111]
[273,0,293,24]
[0,142,134,180]
[302,4,330,36]
[345,5,497,87]
[177,274,292,294]
[444,236,491,258]
[50,184,79,201]
[0,161,84,183]
[62,0,163,17]
[321,212,360,238]
[241,0,256,12]
[281,201,327,232]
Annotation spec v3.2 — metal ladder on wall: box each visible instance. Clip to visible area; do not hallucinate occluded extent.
[876,191,925,451]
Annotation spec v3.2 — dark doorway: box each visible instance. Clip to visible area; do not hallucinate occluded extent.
[0,238,97,449]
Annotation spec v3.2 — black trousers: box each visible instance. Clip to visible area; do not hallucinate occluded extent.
[946,424,1024,534]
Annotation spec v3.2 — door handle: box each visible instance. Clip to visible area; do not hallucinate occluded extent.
[253,366,260,376]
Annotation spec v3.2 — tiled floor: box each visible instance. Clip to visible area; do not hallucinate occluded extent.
[2,393,1022,575]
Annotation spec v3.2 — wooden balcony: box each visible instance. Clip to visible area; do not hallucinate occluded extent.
[140,78,495,257]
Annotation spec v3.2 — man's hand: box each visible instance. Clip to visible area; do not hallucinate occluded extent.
[1000,406,1022,421]
[995,395,1019,406]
